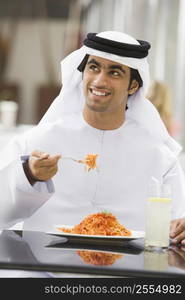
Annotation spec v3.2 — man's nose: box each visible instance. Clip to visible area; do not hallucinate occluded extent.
[93,71,108,87]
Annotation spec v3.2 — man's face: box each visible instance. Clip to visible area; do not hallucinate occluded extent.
[83,55,131,113]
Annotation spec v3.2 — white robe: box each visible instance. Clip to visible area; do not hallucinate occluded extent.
[0,112,185,232]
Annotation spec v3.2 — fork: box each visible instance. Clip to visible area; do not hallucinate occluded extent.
[62,157,84,163]
[61,155,99,172]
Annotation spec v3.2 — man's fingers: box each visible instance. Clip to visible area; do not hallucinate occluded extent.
[30,154,61,168]
[171,232,185,244]
[32,165,58,181]
[170,219,182,238]
[27,151,61,181]
[170,218,185,245]
[172,226,185,244]
[30,150,50,159]
[182,239,185,246]
[54,154,62,161]
[39,154,61,166]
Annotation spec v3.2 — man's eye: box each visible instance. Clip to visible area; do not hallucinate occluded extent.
[110,70,120,76]
[89,65,98,71]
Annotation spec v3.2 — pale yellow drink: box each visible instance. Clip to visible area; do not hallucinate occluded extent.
[144,250,168,271]
[145,197,172,249]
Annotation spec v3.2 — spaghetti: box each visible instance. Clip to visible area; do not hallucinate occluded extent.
[79,154,99,171]
[77,250,123,265]
[58,212,131,236]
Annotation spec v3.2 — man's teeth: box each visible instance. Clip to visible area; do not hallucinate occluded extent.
[91,89,109,96]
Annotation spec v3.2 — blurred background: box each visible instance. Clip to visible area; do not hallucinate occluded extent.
[0,0,185,150]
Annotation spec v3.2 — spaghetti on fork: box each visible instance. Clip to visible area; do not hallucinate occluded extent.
[79,154,99,172]
[63,153,99,172]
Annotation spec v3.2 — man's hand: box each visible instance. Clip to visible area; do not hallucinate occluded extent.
[28,150,61,182]
[170,218,185,245]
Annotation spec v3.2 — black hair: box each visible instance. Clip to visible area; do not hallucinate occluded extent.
[77,54,89,72]
[129,68,143,89]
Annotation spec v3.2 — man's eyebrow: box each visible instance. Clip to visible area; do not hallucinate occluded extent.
[87,59,100,66]
[109,64,126,73]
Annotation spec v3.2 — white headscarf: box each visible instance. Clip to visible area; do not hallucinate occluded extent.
[39,31,181,156]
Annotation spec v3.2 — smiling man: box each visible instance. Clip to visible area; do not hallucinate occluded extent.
[0,31,185,246]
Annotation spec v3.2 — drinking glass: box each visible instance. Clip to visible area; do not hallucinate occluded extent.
[145,183,172,251]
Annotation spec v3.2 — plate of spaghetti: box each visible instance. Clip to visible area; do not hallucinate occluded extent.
[48,212,144,244]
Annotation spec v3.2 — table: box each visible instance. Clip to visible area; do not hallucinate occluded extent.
[0,229,185,278]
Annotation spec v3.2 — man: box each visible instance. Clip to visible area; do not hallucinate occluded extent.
[0,31,185,245]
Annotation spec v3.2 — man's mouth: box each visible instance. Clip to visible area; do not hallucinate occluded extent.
[89,88,111,97]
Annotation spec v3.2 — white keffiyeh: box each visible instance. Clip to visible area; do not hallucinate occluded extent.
[38,31,181,157]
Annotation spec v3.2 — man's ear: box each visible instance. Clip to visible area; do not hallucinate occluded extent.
[128,80,140,95]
